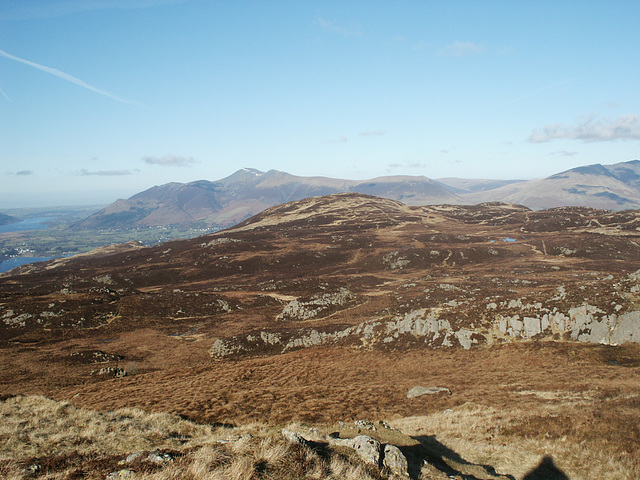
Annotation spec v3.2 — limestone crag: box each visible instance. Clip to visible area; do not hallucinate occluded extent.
[276,288,356,321]
[210,302,640,359]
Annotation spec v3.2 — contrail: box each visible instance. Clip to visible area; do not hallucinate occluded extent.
[0,85,9,102]
[0,48,137,105]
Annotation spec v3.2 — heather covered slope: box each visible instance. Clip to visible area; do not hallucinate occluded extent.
[1,193,640,478]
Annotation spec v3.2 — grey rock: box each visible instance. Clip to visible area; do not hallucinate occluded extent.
[147,451,173,464]
[277,288,355,321]
[611,311,640,344]
[353,435,382,466]
[107,470,134,479]
[407,386,452,398]
[281,428,309,446]
[354,419,376,431]
[326,432,356,448]
[383,444,409,477]
[123,452,142,463]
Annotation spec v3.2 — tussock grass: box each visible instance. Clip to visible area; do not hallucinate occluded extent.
[0,396,384,480]
[3,394,638,479]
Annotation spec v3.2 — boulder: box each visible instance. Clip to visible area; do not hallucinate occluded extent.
[407,386,452,398]
[383,444,409,477]
[281,428,309,446]
[353,435,382,466]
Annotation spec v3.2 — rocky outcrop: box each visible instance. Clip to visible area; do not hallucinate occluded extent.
[276,288,356,321]
[211,301,640,359]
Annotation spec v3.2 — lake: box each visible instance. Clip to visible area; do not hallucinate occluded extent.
[0,217,53,234]
[0,256,53,273]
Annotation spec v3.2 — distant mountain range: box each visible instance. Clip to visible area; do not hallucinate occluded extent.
[458,159,640,210]
[76,160,640,230]
[75,168,461,230]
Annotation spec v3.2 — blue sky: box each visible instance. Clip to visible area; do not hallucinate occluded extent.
[1,0,639,207]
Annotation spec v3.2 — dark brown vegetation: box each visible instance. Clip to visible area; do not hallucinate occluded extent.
[1,193,640,478]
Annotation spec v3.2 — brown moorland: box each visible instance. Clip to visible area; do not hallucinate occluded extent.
[1,193,640,479]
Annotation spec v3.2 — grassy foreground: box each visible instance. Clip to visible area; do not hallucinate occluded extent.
[1,394,639,479]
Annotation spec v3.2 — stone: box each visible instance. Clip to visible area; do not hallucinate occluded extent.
[523,317,541,337]
[281,428,309,446]
[326,432,356,447]
[354,419,376,430]
[353,435,382,466]
[383,444,409,477]
[107,470,134,479]
[147,451,173,464]
[407,386,452,398]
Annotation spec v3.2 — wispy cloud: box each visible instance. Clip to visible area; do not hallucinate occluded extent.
[326,135,348,143]
[387,162,426,171]
[79,169,137,176]
[11,169,33,176]
[528,114,640,143]
[439,41,485,57]
[142,155,197,167]
[550,150,578,157]
[359,130,386,136]
[316,17,362,37]
[0,48,137,104]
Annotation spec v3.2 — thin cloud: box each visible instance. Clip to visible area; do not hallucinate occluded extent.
[0,48,137,105]
[550,150,578,157]
[359,130,386,136]
[79,169,136,176]
[386,162,426,170]
[316,17,362,37]
[12,170,33,176]
[528,114,640,143]
[142,155,197,167]
[439,41,485,57]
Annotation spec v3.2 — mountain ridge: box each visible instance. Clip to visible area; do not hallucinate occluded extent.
[458,159,640,210]
[75,169,462,230]
[74,160,640,230]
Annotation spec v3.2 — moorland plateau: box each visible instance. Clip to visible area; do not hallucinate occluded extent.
[1,193,640,479]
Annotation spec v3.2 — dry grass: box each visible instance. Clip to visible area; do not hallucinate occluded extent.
[0,396,386,480]
[4,394,639,480]
[391,399,640,480]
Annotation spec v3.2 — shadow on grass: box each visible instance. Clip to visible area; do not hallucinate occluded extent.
[523,456,570,480]
[412,435,570,479]
[410,434,516,479]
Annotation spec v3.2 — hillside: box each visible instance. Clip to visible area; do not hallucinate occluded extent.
[1,193,640,478]
[460,159,640,210]
[0,212,19,226]
[75,168,463,230]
